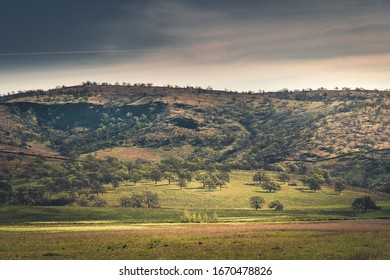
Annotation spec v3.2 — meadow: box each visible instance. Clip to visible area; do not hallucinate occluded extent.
[1,171,390,259]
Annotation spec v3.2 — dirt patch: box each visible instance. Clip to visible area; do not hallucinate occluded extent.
[45,219,390,237]
[91,147,162,162]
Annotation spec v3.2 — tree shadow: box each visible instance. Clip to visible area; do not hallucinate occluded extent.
[245,183,259,186]
[294,187,316,193]
[255,190,272,193]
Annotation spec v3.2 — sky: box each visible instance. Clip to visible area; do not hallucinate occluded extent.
[1,0,390,94]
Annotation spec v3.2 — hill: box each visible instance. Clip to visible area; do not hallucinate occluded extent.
[1,83,389,192]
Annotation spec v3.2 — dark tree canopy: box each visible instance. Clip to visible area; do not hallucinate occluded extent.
[0,182,13,204]
[250,196,265,210]
[143,191,160,208]
[334,180,346,194]
[253,170,269,184]
[262,181,281,192]
[301,173,325,191]
[352,196,380,213]
[269,200,284,211]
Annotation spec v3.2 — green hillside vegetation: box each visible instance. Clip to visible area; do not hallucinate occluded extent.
[1,83,388,192]
[1,154,389,224]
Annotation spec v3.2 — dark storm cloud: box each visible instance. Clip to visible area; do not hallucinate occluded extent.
[1,0,390,69]
[0,0,176,68]
[0,0,167,53]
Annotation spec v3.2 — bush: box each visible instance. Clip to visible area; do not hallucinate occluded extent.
[119,196,132,207]
[287,163,299,173]
[14,186,45,206]
[250,196,265,210]
[262,181,281,192]
[334,180,346,194]
[93,198,107,207]
[352,196,380,213]
[0,182,13,205]
[129,194,144,208]
[40,194,75,206]
[77,198,89,207]
[181,209,210,223]
[269,200,284,211]
[143,191,160,208]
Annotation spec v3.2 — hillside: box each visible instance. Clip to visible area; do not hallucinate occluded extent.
[0,83,389,191]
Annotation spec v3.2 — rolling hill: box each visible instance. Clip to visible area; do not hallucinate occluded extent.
[1,83,389,192]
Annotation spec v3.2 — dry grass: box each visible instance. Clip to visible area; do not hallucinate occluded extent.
[91,147,162,162]
[1,220,390,260]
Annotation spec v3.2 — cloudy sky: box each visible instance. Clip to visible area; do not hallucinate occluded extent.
[1,0,390,94]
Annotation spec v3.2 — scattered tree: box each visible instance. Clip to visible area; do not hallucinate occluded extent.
[278,173,290,184]
[112,179,120,189]
[129,194,144,208]
[0,182,12,204]
[216,172,230,190]
[143,191,160,208]
[204,177,217,191]
[196,172,210,188]
[301,173,325,192]
[178,178,187,190]
[287,163,299,173]
[250,196,265,210]
[269,200,284,211]
[128,171,143,185]
[14,186,44,206]
[177,170,193,182]
[163,172,176,185]
[119,196,132,207]
[262,181,281,192]
[334,180,346,194]
[149,169,163,185]
[253,170,269,184]
[91,182,105,196]
[352,196,380,213]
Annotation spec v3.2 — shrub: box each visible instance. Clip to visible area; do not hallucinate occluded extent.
[0,182,12,205]
[129,194,144,208]
[77,198,89,207]
[40,194,75,206]
[287,163,299,173]
[352,196,380,213]
[143,191,160,208]
[269,200,284,211]
[119,196,132,207]
[93,198,107,207]
[334,180,346,194]
[262,181,281,192]
[14,186,45,206]
[181,209,210,223]
[250,196,265,210]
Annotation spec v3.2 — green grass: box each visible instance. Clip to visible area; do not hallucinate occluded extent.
[1,170,390,260]
[105,170,390,210]
[1,171,390,226]
[1,228,389,260]
[0,206,183,225]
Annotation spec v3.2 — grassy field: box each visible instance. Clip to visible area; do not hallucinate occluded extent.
[102,170,390,210]
[1,170,390,260]
[1,221,389,260]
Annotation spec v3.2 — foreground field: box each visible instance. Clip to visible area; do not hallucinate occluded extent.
[1,170,390,260]
[1,220,389,260]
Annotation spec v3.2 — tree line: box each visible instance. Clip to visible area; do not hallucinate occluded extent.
[0,155,231,207]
